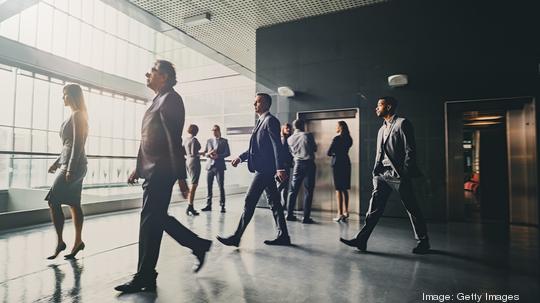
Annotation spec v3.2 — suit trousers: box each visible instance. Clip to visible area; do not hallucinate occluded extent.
[137,175,207,275]
[356,170,428,242]
[206,167,225,207]
[287,160,316,219]
[277,168,291,210]
[233,172,289,239]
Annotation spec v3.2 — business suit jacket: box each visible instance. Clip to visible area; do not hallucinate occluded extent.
[54,111,88,172]
[136,87,187,180]
[239,112,286,174]
[373,116,422,179]
[204,137,231,171]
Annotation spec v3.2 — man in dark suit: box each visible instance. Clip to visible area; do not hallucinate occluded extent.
[216,93,291,247]
[201,125,231,213]
[115,60,212,293]
[340,96,430,254]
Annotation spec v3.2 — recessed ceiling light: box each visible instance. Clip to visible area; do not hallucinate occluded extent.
[184,13,211,26]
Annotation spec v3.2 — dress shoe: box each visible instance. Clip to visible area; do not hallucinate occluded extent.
[47,242,66,260]
[412,239,430,254]
[220,206,226,213]
[264,235,291,246]
[114,272,157,293]
[216,235,240,247]
[302,218,315,224]
[201,205,212,212]
[64,242,85,259]
[286,215,298,221]
[340,237,367,252]
[186,205,200,216]
[192,239,212,273]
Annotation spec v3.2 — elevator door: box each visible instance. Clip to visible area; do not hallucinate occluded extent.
[301,110,360,218]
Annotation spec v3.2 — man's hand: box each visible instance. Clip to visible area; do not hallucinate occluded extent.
[48,163,59,174]
[178,179,189,199]
[128,170,139,185]
[231,157,241,167]
[65,171,73,182]
[275,170,288,183]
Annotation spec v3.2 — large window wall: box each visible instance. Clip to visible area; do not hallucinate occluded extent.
[0,0,256,195]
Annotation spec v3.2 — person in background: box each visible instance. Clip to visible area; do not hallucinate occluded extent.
[327,121,353,223]
[183,124,202,216]
[278,123,293,212]
[200,125,231,213]
[45,83,89,260]
[286,119,318,224]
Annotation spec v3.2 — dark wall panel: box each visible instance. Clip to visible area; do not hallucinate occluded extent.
[256,0,540,220]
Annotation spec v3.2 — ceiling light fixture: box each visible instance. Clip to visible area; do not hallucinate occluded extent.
[184,12,211,26]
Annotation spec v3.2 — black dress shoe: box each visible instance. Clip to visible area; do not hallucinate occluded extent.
[412,239,430,254]
[220,206,226,213]
[47,242,67,260]
[286,215,298,221]
[186,205,200,216]
[192,239,212,273]
[264,235,291,246]
[64,242,85,259]
[302,218,315,224]
[216,235,240,247]
[340,237,367,252]
[114,272,157,293]
[201,205,212,212]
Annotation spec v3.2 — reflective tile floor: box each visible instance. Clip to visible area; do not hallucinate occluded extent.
[0,194,538,303]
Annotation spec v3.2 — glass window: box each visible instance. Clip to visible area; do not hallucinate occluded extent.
[47,131,61,153]
[112,98,124,138]
[36,3,54,52]
[0,155,10,189]
[79,23,93,66]
[135,103,147,140]
[93,0,105,30]
[91,29,104,71]
[127,44,140,82]
[14,75,33,128]
[0,68,15,126]
[99,96,113,138]
[69,0,82,19]
[86,92,101,136]
[100,137,112,155]
[115,39,128,78]
[48,82,64,131]
[0,126,14,151]
[128,18,140,45]
[11,157,30,188]
[86,136,99,155]
[104,5,117,36]
[103,34,116,75]
[19,5,38,47]
[66,17,81,62]
[30,157,48,188]
[0,14,20,41]
[123,102,135,139]
[112,139,123,156]
[117,12,129,41]
[54,0,69,12]
[32,79,49,130]
[31,130,47,153]
[13,128,31,152]
[81,0,94,24]
[52,9,68,57]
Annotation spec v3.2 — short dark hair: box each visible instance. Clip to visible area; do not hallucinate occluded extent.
[380,96,399,113]
[156,60,177,87]
[187,124,199,136]
[256,92,272,108]
[293,119,305,131]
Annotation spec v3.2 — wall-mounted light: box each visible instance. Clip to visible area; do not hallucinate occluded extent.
[277,86,295,97]
[184,13,211,26]
[388,74,408,87]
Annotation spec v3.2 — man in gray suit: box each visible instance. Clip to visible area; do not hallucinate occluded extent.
[201,125,231,213]
[115,60,212,293]
[340,96,430,254]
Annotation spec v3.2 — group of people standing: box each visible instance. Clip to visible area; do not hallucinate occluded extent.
[43,59,430,294]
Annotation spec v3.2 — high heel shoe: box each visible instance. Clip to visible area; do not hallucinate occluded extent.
[47,242,66,260]
[333,216,343,222]
[186,205,200,216]
[64,242,85,259]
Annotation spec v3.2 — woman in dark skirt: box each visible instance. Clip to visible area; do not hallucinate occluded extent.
[45,84,89,259]
[327,121,353,223]
[183,124,202,216]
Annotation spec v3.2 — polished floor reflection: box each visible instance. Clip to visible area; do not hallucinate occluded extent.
[0,194,538,302]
